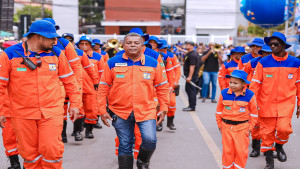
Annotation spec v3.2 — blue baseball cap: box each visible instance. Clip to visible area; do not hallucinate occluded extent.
[145,36,162,48]
[42,18,60,30]
[62,33,74,41]
[158,39,168,49]
[226,70,251,84]
[234,46,246,53]
[76,35,94,46]
[92,39,103,47]
[264,32,291,49]
[23,20,60,38]
[129,28,149,41]
[258,45,272,55]
[247,38,264,47]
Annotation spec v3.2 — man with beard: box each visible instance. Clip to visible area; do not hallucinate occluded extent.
[99,33,169,169]
[0,20,81,169]
[250,32,300,169]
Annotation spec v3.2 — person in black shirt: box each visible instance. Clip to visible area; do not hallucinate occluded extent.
[183,41,200,111]
[201,43,223,103]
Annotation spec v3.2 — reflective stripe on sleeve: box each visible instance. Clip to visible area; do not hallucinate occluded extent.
[0,77,9,81]
[154,80,168,87]
[250,114,258,117]
[7,148,18,153]
[296,80,300,83]
[43,157,63,163]
[24,155,43,163]
[173,64,180,68]
[59,72,74,79]
[68,57,79,63]
[99,81,109,86]
[216,112,222,115]
[166,67,174,72]
[169,106,176,109]
[83,64,92,69]
[99,70,104,72]
[251,79,262,83]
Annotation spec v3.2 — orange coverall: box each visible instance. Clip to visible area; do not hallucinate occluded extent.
[0,43,81,169]
[94,49,109,62]
[64,49,99,120]
[250,53,300,153]
[218,59,239,90]
[99,53,169,157]
[216,87,258,169]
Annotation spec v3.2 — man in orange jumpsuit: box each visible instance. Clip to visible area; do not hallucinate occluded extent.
[99,33,169,169]
[158,39,181,130]
[242,44,272,158]
[92,39,109,63]
[250,32,300,169]
[218,46,246,90]
[0,20,81,169]
[237,38,263,70]
[62,33,100,142]
[77,35,105,139]
[1,41,21,169]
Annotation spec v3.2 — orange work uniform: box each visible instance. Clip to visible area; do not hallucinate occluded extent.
[63,48,99,120]
[82,50,104,124]
[216,87,258,169]
[1,90,19,157]
[250,53,300,153]
[0,43,81,169]
[218,59,239,90]
[237,53,260,70]
[243,56,263,139]
[94,49,109,62]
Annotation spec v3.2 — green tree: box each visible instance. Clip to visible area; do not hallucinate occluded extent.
[247,23,285,37]
[14,5,52,22]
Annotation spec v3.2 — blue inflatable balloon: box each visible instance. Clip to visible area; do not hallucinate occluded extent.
[240,0,294,28]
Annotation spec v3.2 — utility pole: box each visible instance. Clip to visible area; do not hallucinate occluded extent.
[41,0,45,18]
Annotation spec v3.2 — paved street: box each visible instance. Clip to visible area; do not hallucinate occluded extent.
[1,78,300,169]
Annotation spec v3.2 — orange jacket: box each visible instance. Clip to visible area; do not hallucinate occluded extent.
[237,53,260,70]
[161,51,174,88]
[76,48,99,88]
[82,50,104,94]
[0,43,81,119]
[168,51,181,88]
[94,49,109,62]
[56,37,82,87]
[98,53,169,122]
[218,59,239,90]
[250,53,300,117]
[243,56,262,82]
[216,87,258,131]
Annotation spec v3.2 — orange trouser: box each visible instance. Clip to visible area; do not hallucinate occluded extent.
[115,125,142,159]
[2,117,19,157]
[83,93,98,124]
[221,122,250,169]
[251,123,260,140]
[167,92,176,117]
[259,116,293,153]
[11,115,64,169]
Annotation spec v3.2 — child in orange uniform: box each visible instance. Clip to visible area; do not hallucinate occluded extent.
[216,70,258,169]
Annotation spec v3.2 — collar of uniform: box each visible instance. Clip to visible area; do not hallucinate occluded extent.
[233,59,239,63]
[251,53,260,58]
[86,49,94,57]
[95,49,101,53]
[142,46,146,54]
[122,53,145,65]
[272,52,288,61]
[227,86,247,96]
[22,42,51,56]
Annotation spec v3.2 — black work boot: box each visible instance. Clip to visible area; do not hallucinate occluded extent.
[156,117,163,132]
[62,120,68,143]
[85,123,94,139]
[94,115,103,129]
[136,147,155,169]
[275,143,287,162]
[118,155,133,169]
[264,150,274,169]
[167,116,176,130]
[8,155,21,169]
[73,118,83,141]
[250,139,261,157]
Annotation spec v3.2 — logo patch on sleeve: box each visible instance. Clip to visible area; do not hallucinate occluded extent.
[143,73,151,80]
[239,107,246,112]
[288,74,293,79]
[160,63,164,67]
[49,64,56,71]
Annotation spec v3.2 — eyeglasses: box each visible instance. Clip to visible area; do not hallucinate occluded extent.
[268,42,280,47]
[250,45,259,48]
[35,54,42,67]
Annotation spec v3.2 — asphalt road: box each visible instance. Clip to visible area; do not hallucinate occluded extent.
[1,79,300,169]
